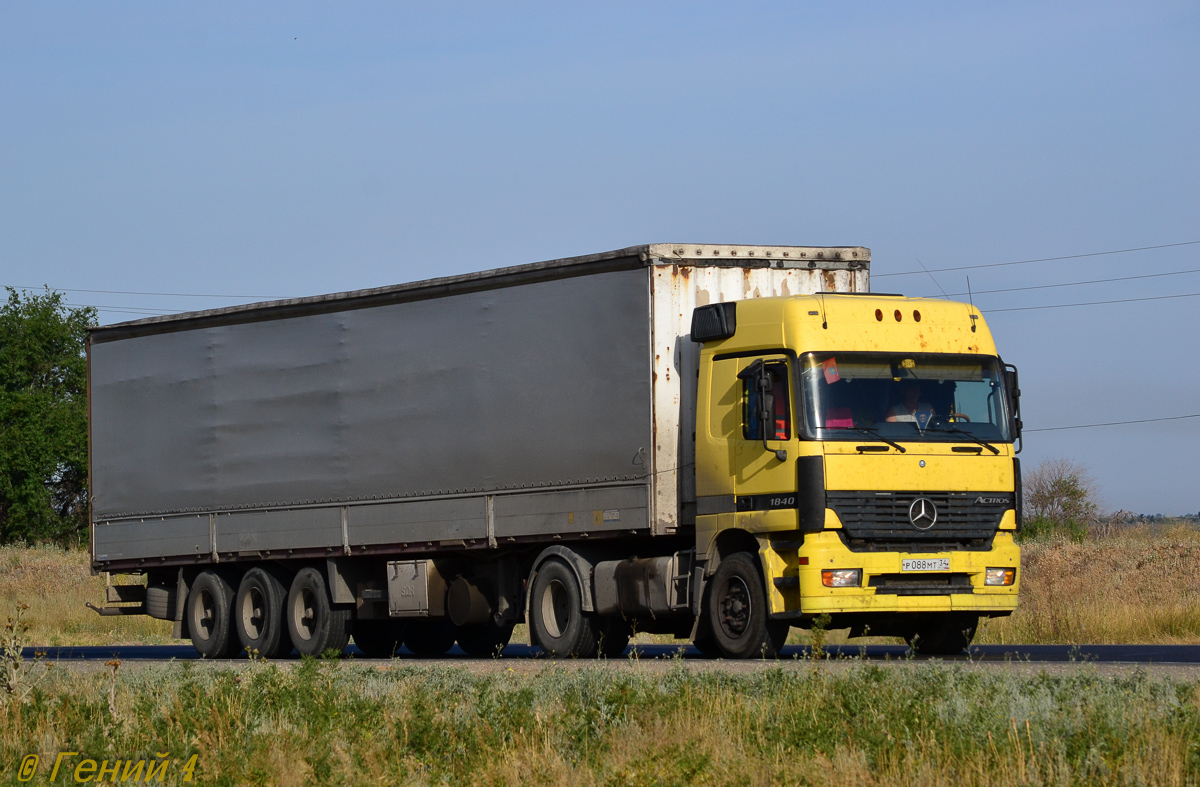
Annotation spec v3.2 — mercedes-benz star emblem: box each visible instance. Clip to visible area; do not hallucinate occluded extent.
[908,498,938,530]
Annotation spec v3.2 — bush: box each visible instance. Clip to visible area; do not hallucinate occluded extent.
[1019,458,1099,542]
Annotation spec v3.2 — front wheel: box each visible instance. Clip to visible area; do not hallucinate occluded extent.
[706,552,788,659]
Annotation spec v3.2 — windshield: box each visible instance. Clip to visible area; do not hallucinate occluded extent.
[799,352,1012,443]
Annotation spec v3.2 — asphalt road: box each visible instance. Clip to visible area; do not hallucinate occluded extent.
[23,643,1200,664]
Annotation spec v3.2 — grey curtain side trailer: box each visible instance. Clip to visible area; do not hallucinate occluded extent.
[87,243,870,657]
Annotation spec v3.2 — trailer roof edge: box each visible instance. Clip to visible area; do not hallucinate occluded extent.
[88,243,870,343]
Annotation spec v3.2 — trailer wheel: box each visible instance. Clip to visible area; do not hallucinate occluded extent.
[235,567,293,658]
[529,558,598,658]
[455,620,515,658]
[187,570,240,659]
[403,619,457,657]
[286,567,352,657]
[352,620,408,658]
[909,614,978,656]
[706,552,788,659]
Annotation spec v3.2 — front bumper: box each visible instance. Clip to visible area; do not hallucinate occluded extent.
[761,526,1020,617]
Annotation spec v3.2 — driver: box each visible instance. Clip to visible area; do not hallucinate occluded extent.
[885,380,934,424]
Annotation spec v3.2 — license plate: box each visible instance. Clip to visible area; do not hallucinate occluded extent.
[902,558,950,572]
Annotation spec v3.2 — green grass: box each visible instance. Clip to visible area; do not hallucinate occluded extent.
[1,659,1198,785]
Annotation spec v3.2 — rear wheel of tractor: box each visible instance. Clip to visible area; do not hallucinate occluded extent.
[403,619,458,657]
[910,614,979,656]
[187,570,240,659]
[286,567,352,657]
[529,558,598,658]
[455,620,515,658]
[352,620,408,658]
[235,567,293,659]
[706,552,788,659]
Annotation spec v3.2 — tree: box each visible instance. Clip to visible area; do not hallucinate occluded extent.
[0,289,96,543]
[1020,457,1100,541]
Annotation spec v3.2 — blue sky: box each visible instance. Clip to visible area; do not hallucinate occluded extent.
[2,2,1197,513]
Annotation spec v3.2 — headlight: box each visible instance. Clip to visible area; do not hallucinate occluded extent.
[985,567,1016,586]
[821,569,862,588]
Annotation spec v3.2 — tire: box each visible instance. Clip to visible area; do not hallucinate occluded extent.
[910,614,979,656]
[286,567,352,657]
[187,570,240,659]
[403,619,458,658]
[455,620,515,658]
[529,558,598,658]
[352,620,408,658]
[691,636,721,658]
[706,552,788,659]
[146,584,177,621]
[596,617,631,658]
[235,567,293,659]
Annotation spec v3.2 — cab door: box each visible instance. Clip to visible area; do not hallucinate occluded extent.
[731,355,797,516]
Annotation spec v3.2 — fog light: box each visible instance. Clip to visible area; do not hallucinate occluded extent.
[822,569,862,588]
[985,567,1016,586]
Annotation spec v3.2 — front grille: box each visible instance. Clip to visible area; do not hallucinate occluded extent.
[869,572,973,595]
[828,490,1012,551]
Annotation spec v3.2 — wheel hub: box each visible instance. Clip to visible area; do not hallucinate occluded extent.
[718,577,751,638]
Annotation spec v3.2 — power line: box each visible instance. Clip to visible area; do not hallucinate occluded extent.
[87,306,177,315]
[922,267,1200,299]
[876,240,1200,279]
[6,239,1199,299]
[984,291,1200,313]
[3,284,287,299]
[1026,413,1200,433]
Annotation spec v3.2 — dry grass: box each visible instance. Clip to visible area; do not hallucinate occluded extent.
[0,544,171,647]
[977,524,1200,645]
[1,661,1197,785]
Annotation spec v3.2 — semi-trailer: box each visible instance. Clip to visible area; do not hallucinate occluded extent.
[87,243,1022,659]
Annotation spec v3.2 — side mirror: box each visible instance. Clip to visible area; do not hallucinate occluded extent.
[1003,363,1022,451]
[739,360,787,461]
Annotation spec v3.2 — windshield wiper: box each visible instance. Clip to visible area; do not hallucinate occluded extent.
[936,425,1000,454]
[850,428,906,453]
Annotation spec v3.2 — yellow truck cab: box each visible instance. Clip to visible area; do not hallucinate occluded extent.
[691,292,1021,656]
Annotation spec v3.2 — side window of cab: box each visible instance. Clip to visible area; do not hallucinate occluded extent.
[741,361,791,441]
